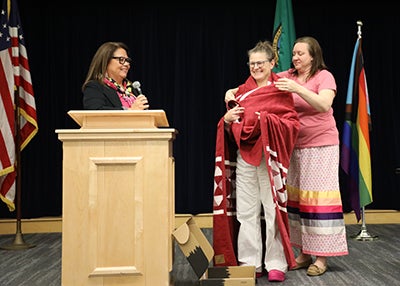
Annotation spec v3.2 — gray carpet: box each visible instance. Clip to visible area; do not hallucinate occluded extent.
[0,224,399,286]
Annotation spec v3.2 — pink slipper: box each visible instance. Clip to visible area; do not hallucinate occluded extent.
[268,270,285,282]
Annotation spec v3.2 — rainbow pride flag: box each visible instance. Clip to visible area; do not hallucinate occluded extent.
[340,36,372,222]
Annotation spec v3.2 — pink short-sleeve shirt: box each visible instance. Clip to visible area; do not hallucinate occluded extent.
[278,69,339,148]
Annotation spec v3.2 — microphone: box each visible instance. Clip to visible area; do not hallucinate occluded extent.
[132,81,142,96]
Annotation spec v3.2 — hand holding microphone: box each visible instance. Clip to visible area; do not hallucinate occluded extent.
[130,81,149,110]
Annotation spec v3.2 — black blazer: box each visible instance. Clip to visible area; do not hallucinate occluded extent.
[82,80,123,110]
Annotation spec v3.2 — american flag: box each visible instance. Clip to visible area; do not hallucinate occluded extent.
[0,0,38,211]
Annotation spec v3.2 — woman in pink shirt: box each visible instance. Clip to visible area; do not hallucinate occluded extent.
[275,36,349,276]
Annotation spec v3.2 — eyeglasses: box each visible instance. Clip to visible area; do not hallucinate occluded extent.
[247,60,269,68]
[112,56,132,65]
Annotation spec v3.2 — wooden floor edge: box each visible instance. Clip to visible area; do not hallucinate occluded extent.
[0,210,399,234]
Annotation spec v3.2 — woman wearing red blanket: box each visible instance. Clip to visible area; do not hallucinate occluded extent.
[213,40,299,282]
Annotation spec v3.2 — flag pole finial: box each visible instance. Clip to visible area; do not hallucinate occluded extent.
[357,20,363,39]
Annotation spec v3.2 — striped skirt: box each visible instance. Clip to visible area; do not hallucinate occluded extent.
[287,145,349,256]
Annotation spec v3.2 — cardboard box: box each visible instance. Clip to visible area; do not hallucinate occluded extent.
[172,217,255,285]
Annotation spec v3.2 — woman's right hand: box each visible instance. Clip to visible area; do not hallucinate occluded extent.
[129,94,149,110]
[224,105,244,123]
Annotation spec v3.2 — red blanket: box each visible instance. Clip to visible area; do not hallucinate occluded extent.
[213,74,299,269]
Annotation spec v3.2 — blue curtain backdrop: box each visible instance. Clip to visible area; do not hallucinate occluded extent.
[1,1,399,218]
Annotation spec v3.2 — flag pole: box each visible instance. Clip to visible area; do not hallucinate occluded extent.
[0,87,35,250]
[350,206,378,241]
[349,20,378,241]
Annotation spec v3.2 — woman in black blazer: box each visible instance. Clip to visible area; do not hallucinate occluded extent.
[82,42,149,110]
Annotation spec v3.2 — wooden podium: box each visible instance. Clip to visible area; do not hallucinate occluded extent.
[56,110,177,286]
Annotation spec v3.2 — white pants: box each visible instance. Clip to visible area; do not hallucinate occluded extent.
[236,151,287,273]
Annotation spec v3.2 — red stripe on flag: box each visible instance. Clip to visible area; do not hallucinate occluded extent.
[358,69,369,144]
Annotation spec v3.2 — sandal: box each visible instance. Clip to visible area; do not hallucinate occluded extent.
[306,263,327,276]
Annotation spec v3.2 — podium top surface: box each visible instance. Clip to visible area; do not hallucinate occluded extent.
[68,110,169,129]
